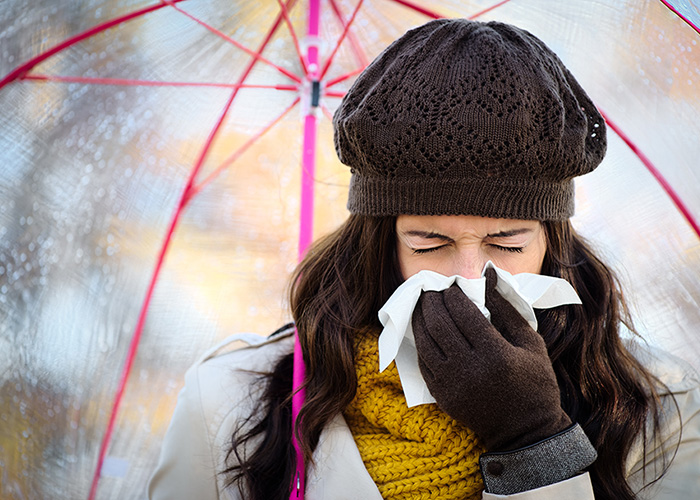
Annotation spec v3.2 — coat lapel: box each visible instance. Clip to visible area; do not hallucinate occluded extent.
[306,413,383,499]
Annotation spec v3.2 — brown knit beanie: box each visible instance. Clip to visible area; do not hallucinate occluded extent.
[333,18,606,220]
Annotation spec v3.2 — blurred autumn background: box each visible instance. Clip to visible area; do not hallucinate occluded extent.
[1,1,699,499]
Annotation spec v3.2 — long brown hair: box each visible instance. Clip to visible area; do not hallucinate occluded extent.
[225,215,669,500]
[539,220,672,498]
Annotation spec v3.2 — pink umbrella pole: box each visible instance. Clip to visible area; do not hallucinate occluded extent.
[291,1,321,498]
[299,100,318,258]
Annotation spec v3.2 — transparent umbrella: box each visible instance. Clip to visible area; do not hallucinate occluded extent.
[0,1,698,499]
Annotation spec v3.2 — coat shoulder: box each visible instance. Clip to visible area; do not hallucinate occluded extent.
[623,336,700,498]
[623,336,700,393]
[195,325,295,376]
[189,327,295,427]
[148,328,294,500]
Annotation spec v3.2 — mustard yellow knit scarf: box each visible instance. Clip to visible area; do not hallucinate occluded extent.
[343,328,485,500]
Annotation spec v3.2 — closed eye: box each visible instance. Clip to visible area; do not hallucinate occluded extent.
[490,244,524,253]
[412,246,446,254]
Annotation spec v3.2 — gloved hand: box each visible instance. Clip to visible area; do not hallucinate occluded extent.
[411,268,572,452]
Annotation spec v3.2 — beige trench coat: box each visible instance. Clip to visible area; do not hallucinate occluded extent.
[147,330,700,500]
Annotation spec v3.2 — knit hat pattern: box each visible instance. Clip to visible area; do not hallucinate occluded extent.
[333,19,607,220]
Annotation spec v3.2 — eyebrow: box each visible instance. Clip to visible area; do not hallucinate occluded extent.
[403,230,455,242]
[485,228,534,238]
[402,227,534,240]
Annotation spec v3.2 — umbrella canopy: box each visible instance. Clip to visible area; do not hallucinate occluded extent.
[1,1,699,498]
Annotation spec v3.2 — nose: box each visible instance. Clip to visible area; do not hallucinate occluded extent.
[450,249,485,279]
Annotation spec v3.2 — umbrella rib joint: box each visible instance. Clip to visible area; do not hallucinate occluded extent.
[301,77,322,116]
[301,35,323,115]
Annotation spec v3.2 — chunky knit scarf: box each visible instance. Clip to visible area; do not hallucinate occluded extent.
[343,328,485,500]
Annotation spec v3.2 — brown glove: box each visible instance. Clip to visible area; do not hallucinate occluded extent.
[411,268,571,452]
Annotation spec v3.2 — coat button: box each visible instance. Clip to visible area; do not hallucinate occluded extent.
[486,461,504,476]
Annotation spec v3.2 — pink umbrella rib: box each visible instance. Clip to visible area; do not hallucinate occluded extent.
[23,73,298,91]
[658,0,700,36]
[88,83,240,500]
[89,2,303,498]
[602,112,700,239]
[387,0,513,21]
[189,96,301,199]
[328,0,369,68]
[384,0,514,24]
[0,0,187,89]
[469,0,514,20]
[320,102,335,121]
[386,0,443,19]
[168,2,303,84]
[275,0,309,75]
[324,89,348,98]
[325,69,364,89]
[319,0,366,80]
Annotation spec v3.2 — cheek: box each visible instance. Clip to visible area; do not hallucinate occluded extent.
[522,234,547,274]
[397,246,446,280]
[397,246,417,280]
[488,240,547,275]
[536,234,548,272]
[512,252,544,274]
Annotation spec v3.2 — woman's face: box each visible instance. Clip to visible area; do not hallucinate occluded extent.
[396,214,547,280]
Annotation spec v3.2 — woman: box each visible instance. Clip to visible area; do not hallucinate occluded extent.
[148,18,700,500]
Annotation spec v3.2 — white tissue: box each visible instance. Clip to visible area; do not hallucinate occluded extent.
[377,261,581,407]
